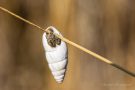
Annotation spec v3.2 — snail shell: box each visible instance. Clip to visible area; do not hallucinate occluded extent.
[42,26,68,83]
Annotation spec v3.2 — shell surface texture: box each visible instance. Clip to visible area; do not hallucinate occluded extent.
[42,26,68,83]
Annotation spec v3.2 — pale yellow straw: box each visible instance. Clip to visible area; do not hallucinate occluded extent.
[0,6,135,77]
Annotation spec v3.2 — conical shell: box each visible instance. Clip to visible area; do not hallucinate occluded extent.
[42,26,68,83]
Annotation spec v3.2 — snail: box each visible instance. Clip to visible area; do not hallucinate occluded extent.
[42,26,68,83]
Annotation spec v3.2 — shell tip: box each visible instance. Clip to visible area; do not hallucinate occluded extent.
[56,79,63,84]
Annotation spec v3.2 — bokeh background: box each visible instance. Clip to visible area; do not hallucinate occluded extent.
[0,0,135,90]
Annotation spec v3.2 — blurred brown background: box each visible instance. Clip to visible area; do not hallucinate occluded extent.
[0,0,135,90]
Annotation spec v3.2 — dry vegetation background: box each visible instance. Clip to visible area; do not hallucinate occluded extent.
[0,0,135,90]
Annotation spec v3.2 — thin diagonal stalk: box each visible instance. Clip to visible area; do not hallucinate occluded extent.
[0,6,135,77]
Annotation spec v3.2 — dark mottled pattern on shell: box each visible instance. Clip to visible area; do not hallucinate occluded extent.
[46,29,61,47]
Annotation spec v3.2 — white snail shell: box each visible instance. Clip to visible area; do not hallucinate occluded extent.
[42,26,68,83]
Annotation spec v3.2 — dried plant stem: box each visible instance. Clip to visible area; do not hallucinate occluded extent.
[0,6,135,77]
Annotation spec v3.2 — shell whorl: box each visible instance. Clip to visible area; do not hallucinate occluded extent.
[42,26,68,83]
[48,58,67,83]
